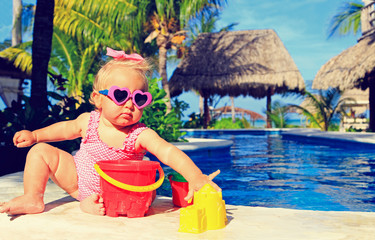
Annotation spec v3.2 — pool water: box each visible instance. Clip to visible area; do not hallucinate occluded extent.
[159,132,375,212]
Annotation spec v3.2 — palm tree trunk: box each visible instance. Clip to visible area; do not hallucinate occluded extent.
[158,39,172,113]
[230,96,235,123]
[266,88,273,128]
[203,96,209,129]
[12,0,22,46]
[12,0,23,105]
[30,0,54,128]
[199,95,203,116]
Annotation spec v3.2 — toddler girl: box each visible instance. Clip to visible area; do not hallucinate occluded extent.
[0,47,220,216]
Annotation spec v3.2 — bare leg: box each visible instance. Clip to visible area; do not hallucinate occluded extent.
[0,143,78,215]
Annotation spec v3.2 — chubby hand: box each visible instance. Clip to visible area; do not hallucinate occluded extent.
[13,130,37,148]
[184,170,221,201]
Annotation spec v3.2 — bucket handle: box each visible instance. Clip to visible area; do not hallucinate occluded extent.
[94,163,164,192]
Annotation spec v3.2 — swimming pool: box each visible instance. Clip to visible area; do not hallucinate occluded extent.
[158,131,375,212]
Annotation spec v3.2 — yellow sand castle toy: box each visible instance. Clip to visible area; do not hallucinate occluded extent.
[179,184,227,233]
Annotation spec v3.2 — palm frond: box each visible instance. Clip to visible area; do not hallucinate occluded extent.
[0,43,32,75]
[179,0,222,28]
[288,104,322,129]
[328,2,363,38]
[77,43,100,85]
[51,29,78,80]
[54,0,137,44]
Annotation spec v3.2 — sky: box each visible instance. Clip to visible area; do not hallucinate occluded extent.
[0,0,362,119]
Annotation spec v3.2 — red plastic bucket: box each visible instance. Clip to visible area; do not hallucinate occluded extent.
[96,160,163,218]
[168,172,193,207]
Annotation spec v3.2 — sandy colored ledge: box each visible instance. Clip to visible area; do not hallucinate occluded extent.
[1,172,375,240]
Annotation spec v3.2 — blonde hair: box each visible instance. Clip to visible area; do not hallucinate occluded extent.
[89,57,151,106]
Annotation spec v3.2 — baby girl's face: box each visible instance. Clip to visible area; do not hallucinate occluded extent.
[100,68,147,128]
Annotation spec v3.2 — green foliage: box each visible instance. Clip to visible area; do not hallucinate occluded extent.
[267,100,292,128]
[50,28,101,97]
[0,42,33,75]
[240,118,250,128]
[0,76,186,154]
[328,123,340,132]
[171,98,189,120]
[0,89,93,152]
[212,117,245,129]
[183,112,204,128]
[289,89,349,131]
[1,0,147,101]
[328,1,363,38]
[141,78,186,142]
[54,0,138,48]
[346,125,366,132]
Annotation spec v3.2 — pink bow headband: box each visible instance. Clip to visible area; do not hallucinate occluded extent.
[106,47,144,62]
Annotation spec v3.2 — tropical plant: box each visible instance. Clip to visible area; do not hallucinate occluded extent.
[2,0,143,99]
[183,112,205,128]
[328,1,363,38]
[140,77,186,142]
[187,8,237,43]
[54,0,138,50]
[0,89,93,151]
[0,30,100,100]
[144,0,227,112]
[212,117,245,129]
[49,28,101,98]
[1,76,186,155]
[266,100,291,128]
[289,89,349,131]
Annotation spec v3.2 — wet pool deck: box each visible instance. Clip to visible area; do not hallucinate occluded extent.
[1,129,375,240]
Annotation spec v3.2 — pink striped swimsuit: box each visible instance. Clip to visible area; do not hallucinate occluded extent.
[74,111,148,201]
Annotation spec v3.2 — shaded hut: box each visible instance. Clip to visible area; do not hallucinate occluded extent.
[313,1,375,130]
[213,106,265,126]
[169,29,305,128]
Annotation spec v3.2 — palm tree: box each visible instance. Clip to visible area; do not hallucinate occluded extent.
[52,0,142,96]
[289,89,349,131]
[328,1,363,38]
[2,0,142,99]
[267,100,291,128]
[144,0,227,113]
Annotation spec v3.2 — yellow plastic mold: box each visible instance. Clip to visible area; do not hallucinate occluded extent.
[179,184,227,233]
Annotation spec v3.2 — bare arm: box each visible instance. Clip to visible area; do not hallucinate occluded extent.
[136,129,221,200]
[13,112,90,148]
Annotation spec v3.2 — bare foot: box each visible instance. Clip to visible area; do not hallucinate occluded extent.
[0,195,44,215]
[80,194,105,215]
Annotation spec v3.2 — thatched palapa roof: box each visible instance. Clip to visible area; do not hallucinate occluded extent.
[313,34,375,90]
[312,32,375,130]
[340,88,369,104]
[170,29,305,98]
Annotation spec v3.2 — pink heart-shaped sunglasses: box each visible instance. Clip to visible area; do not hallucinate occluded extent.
[99,86,152,109]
